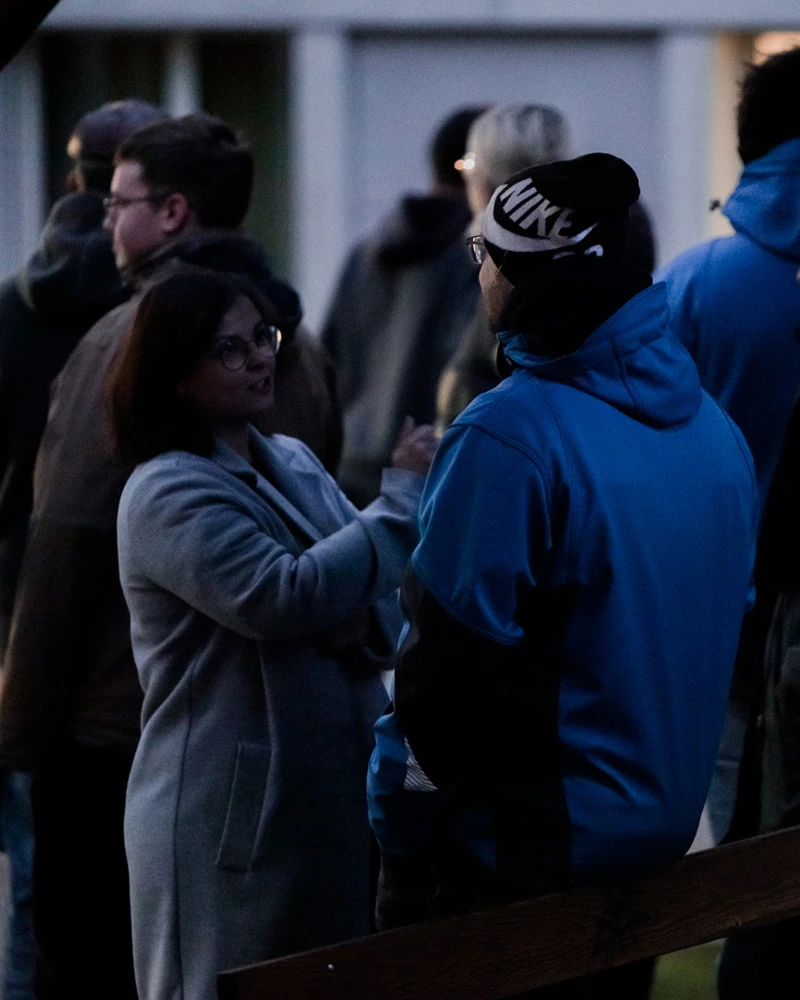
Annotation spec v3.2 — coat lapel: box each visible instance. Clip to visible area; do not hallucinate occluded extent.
[211,436,324,547]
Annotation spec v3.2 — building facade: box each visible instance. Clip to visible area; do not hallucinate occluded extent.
[1,0,799,331]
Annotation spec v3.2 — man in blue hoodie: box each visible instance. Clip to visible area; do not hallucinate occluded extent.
[368,154,757,997]
[659,47,800,855]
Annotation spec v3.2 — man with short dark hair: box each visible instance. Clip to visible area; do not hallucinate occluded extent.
[110,113,254,243]
[0,111,337,1000]
[106,115,341,468]
[0,97,166,1000]
[322,106,486,506]
[368,154,757,998]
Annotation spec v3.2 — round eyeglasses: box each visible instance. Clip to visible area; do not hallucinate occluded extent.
[466,234,488,266]
[211,323,283,371]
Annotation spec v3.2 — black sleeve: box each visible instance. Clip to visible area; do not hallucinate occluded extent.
[394,569,564,792]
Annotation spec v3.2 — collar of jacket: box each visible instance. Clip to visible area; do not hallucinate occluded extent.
[16,191,128,325]
[497,281,665,373]
[724,136,800,259]
[120,231,304,337]
[376,193,472,269]
[495,281,702,430]
[211,430,324,545]
[496,258,652,362]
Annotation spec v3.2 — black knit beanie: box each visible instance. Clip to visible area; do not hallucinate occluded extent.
[483,152,640,284]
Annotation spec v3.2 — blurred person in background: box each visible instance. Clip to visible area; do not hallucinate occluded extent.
[0,98,166,1000]
[435,104,570,429]
[436,103,656,431]
[0,112,335,1000]
[658,49,800,891]
[322,106,487,507]
[107,269,435,1000]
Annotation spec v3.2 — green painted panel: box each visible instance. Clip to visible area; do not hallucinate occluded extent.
[200,34,291,280]
[40,32,162,207]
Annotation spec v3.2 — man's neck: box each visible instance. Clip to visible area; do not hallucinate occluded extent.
[123,224,209,286]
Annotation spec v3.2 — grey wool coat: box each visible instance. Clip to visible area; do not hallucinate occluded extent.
[117,430,423,1000]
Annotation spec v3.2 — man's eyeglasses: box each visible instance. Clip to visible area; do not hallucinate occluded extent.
[102,194,167,218]
[466,234,488,266]
[210,324,283,371]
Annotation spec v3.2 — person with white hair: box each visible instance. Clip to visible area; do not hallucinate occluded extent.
[435,105,569,430]
[458,104,570,222]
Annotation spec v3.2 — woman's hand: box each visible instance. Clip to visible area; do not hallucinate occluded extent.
[391,417,439,476]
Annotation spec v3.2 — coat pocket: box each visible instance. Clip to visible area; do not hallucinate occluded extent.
[216,742,271,872]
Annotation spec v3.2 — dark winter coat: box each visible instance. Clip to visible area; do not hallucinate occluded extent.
[0,231,341,769]
[323,192,478,506]
[0,191,127,662]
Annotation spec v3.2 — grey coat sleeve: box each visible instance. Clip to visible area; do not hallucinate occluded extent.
[119,460,422,643]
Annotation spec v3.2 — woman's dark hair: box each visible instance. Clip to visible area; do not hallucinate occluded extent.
[106,268,277,467]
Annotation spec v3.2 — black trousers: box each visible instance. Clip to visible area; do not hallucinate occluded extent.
[376,849,655,1000]
[31,741,137,1000]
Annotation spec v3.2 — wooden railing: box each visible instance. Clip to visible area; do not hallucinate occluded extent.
[218,825,800,999]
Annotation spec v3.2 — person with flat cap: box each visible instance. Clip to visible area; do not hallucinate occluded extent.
[368,153,758,998]
[0,98,166,1000]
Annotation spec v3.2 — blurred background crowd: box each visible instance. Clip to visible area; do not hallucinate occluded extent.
[0,1,798,330]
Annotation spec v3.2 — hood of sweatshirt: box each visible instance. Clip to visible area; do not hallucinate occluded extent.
[724,137,800,260]
[497,282,702,429]
[15,191,127,327]
[125,230,303,340]
[375,193,472,269]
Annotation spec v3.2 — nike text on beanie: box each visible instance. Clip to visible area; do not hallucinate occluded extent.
[482,152,641,284]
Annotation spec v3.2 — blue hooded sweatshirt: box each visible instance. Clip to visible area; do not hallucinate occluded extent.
[658,137,800,505]
[368,281,758,889]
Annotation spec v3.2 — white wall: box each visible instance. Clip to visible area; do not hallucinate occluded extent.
[290,30,351,333]
[347,32,659,245]
[653,31,715,269]
[0,45,45,281]
[42,0,800,31]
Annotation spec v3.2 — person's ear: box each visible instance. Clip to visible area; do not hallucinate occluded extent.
[158,192,193,236]
[65,168,82,193]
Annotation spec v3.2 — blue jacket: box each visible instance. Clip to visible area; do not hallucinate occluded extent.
[368,282,758,889]
[658,138,800,504]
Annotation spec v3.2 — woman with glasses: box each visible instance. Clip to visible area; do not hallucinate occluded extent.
[106,269,436,1000]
